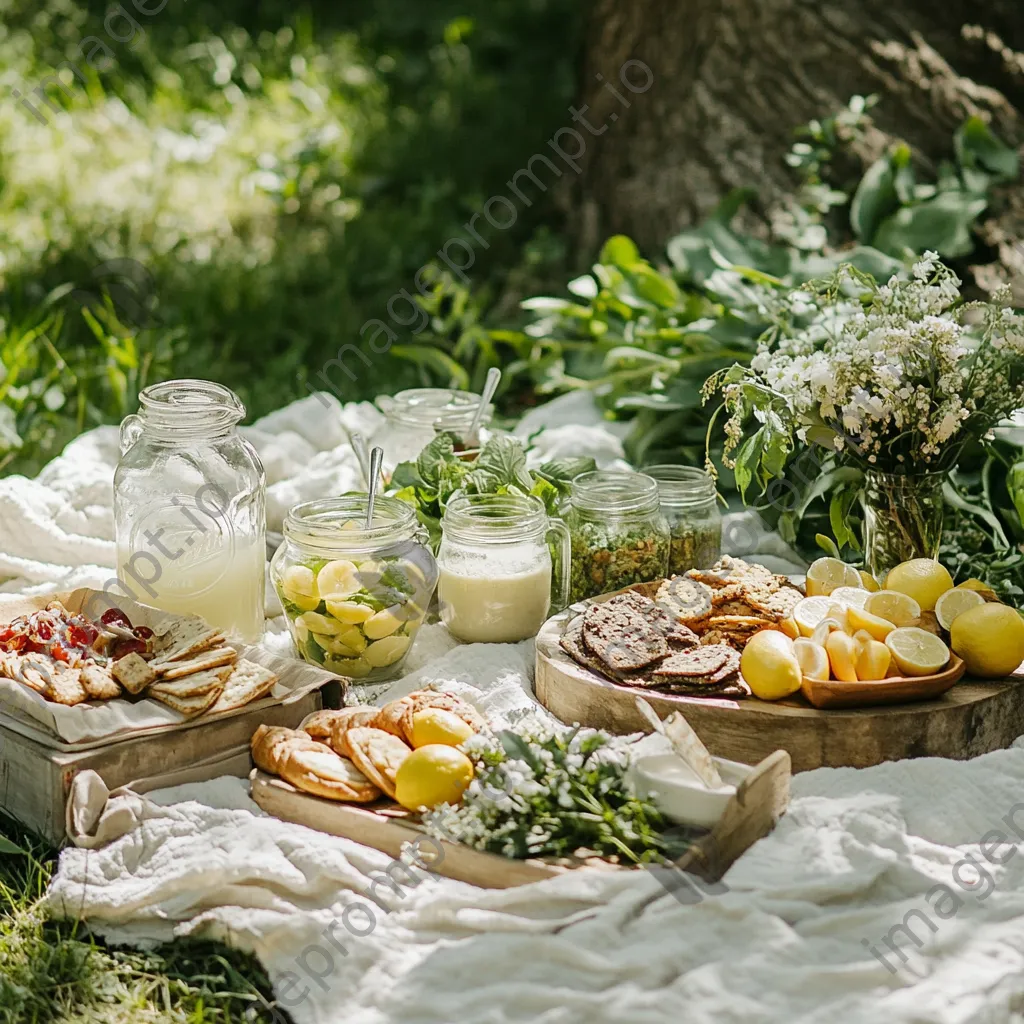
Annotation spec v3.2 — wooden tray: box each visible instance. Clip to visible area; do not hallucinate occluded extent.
[536,602,1024,773]
[249,748,791,888]
[800,656,966,709]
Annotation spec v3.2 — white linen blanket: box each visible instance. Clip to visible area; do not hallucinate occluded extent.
[19,389,1020,1021]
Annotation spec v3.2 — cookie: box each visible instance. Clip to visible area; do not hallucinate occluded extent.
[208,659,278,714]
[341,727,412,799]
[582,594,669,672]
[251,725,316,774]
[398,691,487,745]
[80,664,122,700]
[277,744,381,803]
[302,706,378,741]
[47,666,88,706]
[374,697,417,738]
[652,645,732,679]
[112,652,158,694]
[655,578,714,627]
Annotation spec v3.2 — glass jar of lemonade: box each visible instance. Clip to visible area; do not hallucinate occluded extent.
[437,494,570,644]
[271,496,438,682]
[114,380,266,640]
[374,388,493,470]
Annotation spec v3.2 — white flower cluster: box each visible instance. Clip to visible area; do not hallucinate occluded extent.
[724,253,1024,471]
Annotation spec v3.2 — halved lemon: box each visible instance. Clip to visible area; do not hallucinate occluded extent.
[885,627,950,677]
[864,590,921,628]
[806,557,862,597]
[934,588,986,632]
[830,586,871,610]
[847,604,897,641]
[793,596,836,637]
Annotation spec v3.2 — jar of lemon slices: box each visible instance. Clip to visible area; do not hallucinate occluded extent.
[270,496,438,682]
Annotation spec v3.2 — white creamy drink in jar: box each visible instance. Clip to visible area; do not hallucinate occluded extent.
[437,493,571,645]
[439,551,552,644]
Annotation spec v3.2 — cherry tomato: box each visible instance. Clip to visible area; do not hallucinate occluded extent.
[67,623,97,648]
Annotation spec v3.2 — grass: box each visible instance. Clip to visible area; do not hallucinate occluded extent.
[0,0,582,477]
[0,815,290,1023]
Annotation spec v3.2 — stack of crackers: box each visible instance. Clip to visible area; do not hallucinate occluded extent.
[251,689,486,804]
[559,557,805,699]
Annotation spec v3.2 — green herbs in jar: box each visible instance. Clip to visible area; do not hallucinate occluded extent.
[669,522,722,576]
[645,465,722,576]
[567,470,670,602]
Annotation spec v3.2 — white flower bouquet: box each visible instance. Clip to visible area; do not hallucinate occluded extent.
[704,253,1024,572]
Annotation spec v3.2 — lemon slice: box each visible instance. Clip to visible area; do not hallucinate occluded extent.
[793,638,829,680]
[847,604,897,641]
[864,590,921,628]
[885,627,950,677]
[934,588,986,631]
[793,596,835,637]
[830,586,871,610]
[317,560,361,600]
[279,565,321,612]
[806,557,862,597]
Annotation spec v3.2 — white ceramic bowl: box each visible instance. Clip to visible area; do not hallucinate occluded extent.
[631,754,752,828]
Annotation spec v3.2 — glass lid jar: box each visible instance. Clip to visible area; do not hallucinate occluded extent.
[270,495,438,682]
[114,379,266,641]
[374,388,494,468]
[437,493,570,644]
[644,465,722,575]
[565,470,670,602]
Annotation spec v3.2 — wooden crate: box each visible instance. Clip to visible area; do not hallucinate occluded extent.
[0,682,338,845]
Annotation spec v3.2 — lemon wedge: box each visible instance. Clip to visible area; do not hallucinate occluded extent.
[847,604,897,641]
[864,590,921,628]
[859,570,881,593]
[934,588,986,631]
[806,557,862,597]
[793,638,830,681]
[885,627,950,677]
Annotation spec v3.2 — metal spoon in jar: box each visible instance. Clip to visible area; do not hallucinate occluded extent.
[365,445,384,529]
[351,431,371,488]
[466,367,501,447]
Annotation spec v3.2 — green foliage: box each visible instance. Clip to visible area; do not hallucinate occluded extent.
[389,431,595,549]
[0,0,580,475]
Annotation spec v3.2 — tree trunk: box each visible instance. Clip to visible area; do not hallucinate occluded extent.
[570,0,1024,273]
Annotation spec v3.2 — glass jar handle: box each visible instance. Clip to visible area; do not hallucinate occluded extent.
[546,516,572,614]
[119,414,143,455]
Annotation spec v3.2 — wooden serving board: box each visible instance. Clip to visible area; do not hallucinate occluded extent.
[250,748,791,887]
[536,605,1024,773]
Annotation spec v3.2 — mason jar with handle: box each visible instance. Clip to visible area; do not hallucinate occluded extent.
[114,379,266,641]
[437,493,570,644]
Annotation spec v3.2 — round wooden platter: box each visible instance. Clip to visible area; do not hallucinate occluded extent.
[535,602,1024,774]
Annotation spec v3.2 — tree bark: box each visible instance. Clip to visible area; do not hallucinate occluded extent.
[570,0,1024,268]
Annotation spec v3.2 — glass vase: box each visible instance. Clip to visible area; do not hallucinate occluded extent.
[862,470,946,580]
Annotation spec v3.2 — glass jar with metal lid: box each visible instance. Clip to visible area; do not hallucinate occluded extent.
[270,495,438,683]
[644,465,722,575]
[374,388,494,470]
[565,470,670,602]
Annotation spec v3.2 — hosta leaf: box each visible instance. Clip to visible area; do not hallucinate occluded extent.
[873,192,989,259]
[955,116,1019,183]
[850,146,906,244]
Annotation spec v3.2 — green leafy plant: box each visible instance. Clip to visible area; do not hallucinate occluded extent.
[388,431,596,549]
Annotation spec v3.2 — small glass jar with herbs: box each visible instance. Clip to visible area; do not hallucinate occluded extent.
[645,465,722,575]
[565,471,670,602]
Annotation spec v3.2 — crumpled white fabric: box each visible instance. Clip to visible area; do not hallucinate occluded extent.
[45,637,1024,1024]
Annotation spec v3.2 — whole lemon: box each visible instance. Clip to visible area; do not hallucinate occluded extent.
[884,558,953,612]
[740,629,802,701]
[411,707,475,748]
[394,744,474,811]
[950,603,1024,678]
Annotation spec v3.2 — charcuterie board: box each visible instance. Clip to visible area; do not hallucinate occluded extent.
[535,600,1024,773]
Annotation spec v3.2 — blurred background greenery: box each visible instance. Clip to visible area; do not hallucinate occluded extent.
[0,0,581,476]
